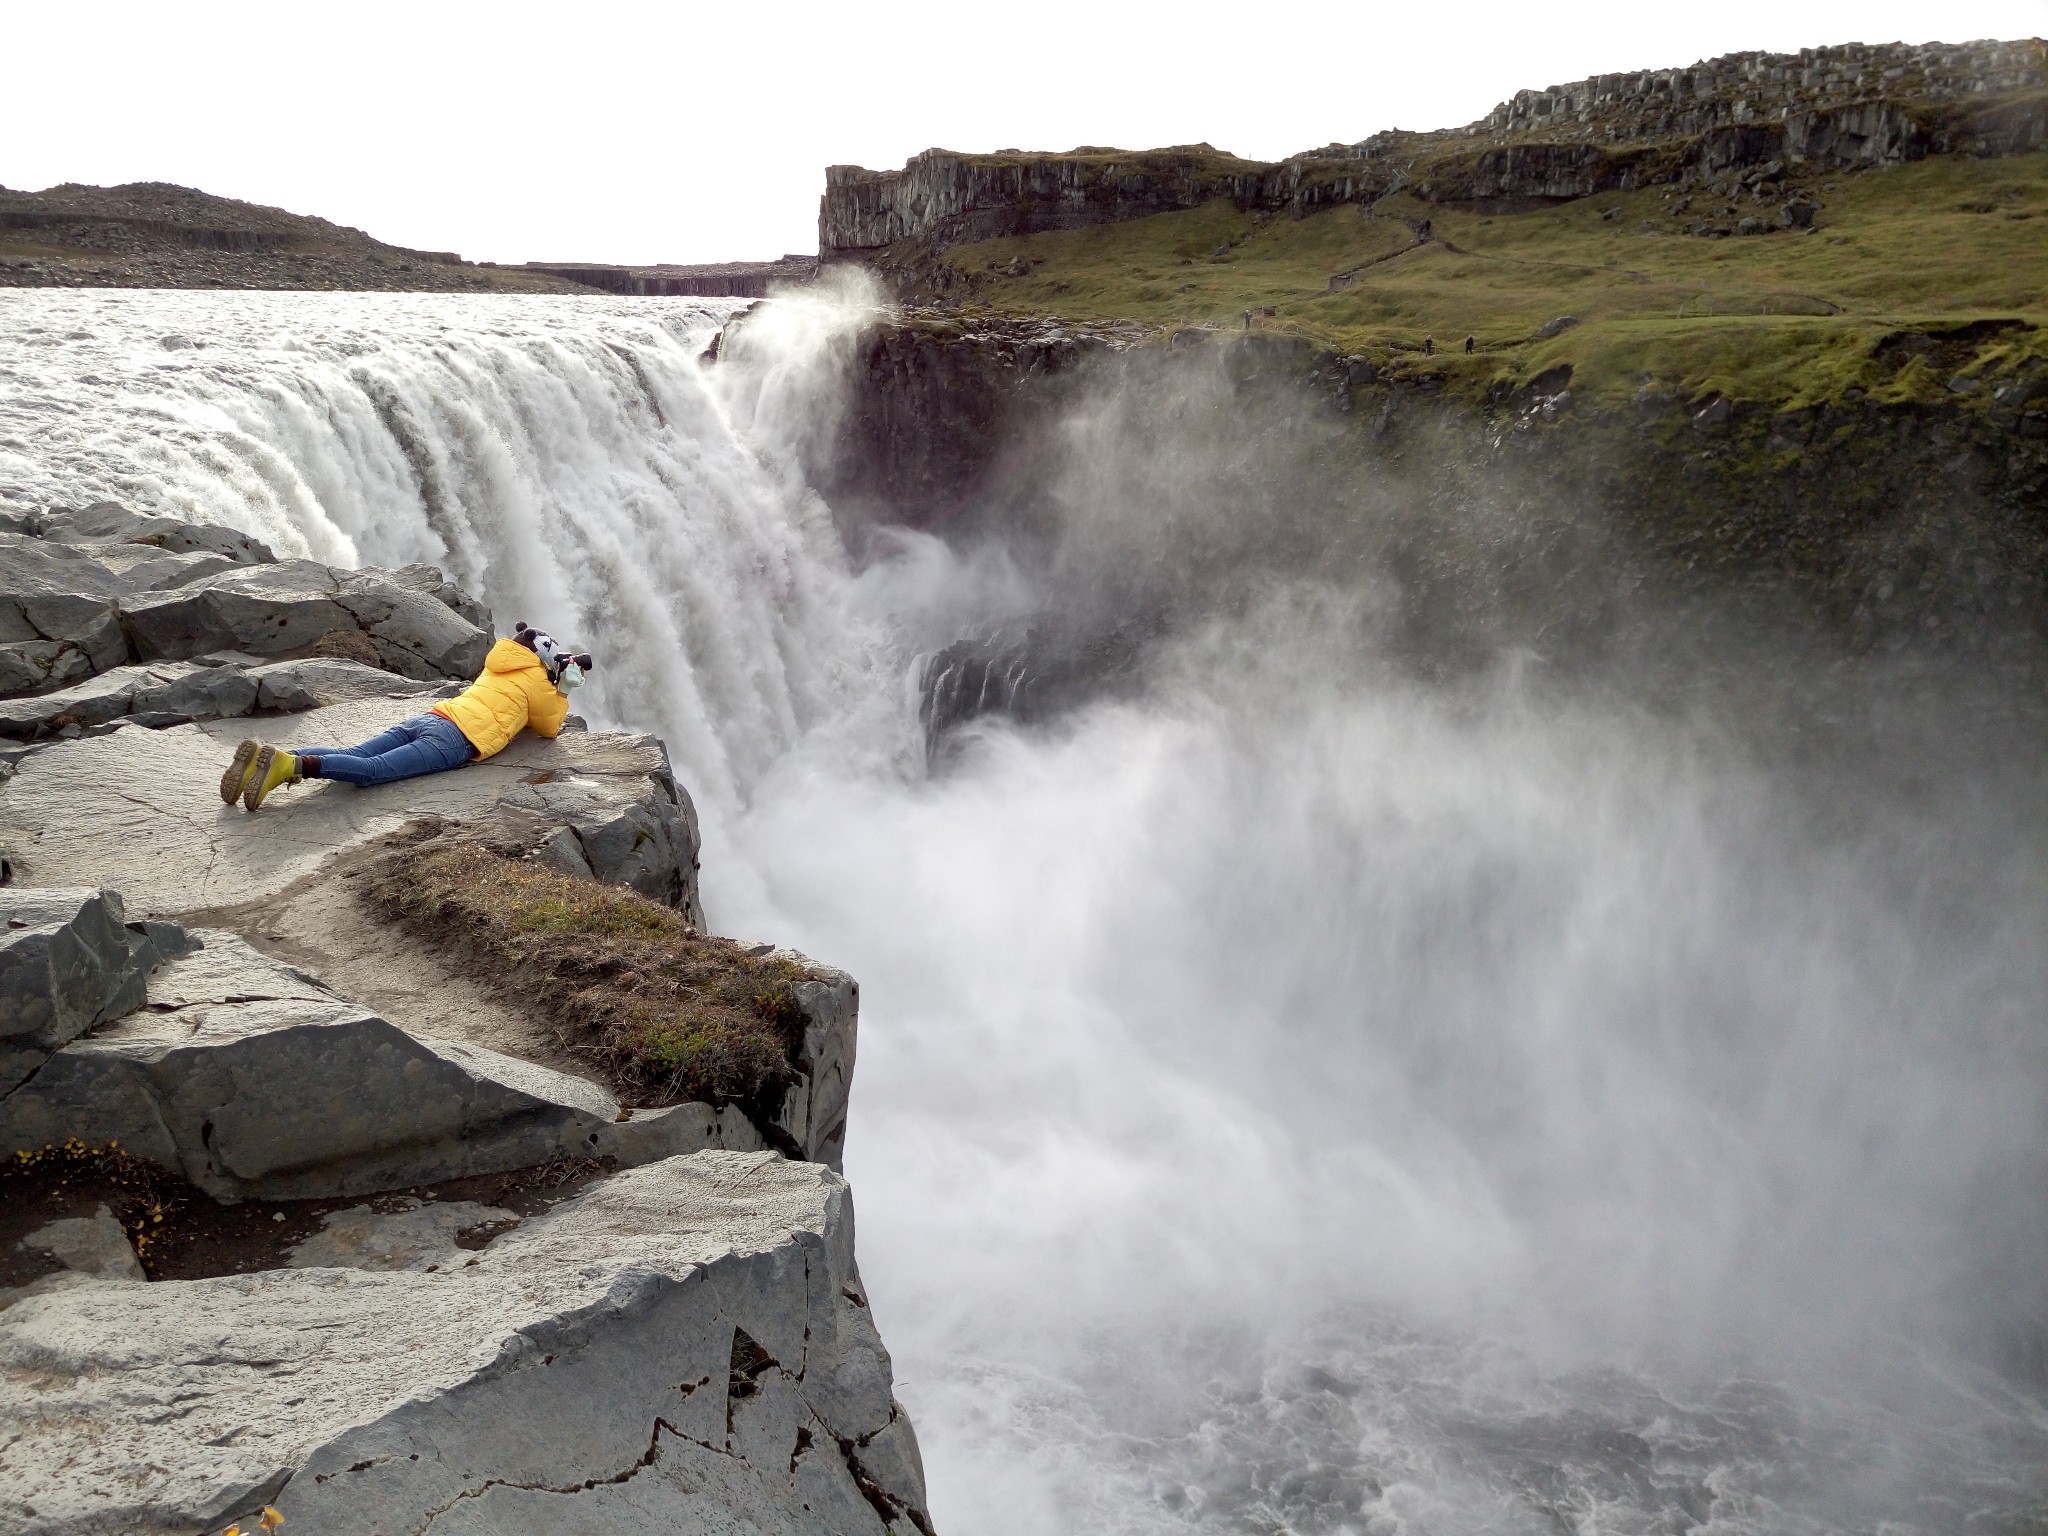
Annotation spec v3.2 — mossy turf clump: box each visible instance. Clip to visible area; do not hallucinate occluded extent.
[372,844,810,1114]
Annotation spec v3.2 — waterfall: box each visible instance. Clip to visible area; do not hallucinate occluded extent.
[6,286,2046,1535]
[0,287,886,814]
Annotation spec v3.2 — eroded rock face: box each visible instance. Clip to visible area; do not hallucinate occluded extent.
[770,959,860,1173]
[0,1153,930,1536]
[0,933,766,1199]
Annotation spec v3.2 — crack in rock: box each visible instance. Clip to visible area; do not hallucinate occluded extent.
[407,1414,730,1532]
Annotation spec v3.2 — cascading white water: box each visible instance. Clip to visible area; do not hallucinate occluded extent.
[5,287,2045,1535]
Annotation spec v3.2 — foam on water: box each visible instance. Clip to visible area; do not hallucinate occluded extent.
[5,287,2045,1535]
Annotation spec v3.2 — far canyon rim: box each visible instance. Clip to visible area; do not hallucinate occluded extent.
[2,30,2047,1536]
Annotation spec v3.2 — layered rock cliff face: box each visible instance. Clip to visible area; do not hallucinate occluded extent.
[820,40,2048,254]
[1480,38,2044,140]
[524,255,821,297]
[821,145,1276,254]
[0,508,928,1535]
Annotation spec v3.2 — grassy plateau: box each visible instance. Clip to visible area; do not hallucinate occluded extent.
[934,152,2048,407]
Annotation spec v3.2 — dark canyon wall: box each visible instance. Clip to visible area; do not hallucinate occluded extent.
[779,312,2048,694]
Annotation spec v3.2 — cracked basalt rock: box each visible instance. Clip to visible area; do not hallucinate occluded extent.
[0,887,194,1095]
[121,559,490,682]
[0,504,491,700]
[0,534,132,697]
[0,656,442,740]
[0,695,705,922]
[34,499,278,566]
[0,1152,933,1536]
[0,932,765,1199]
[761,956,859,1173]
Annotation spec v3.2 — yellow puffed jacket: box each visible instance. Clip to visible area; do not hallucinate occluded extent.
[432,638,568,759]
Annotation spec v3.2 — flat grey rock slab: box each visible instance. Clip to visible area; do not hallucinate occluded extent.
[0,696,700,920]
[0,933,761,1201]
[247,655,444,713]
[285,1199,517,1272]
[0,1152,932,1536]
[0,656,442,741]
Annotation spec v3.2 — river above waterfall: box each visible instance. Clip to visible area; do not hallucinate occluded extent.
[5,288,2045,1536]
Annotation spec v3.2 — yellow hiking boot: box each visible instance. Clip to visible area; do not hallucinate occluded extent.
[242,746,302,811]
[220,739,261,805]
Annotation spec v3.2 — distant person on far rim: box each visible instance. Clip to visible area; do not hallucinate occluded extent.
[222,623,592,811]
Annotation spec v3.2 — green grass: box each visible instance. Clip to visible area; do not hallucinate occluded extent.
[937,152,2048,406]
[374,843,810,1112]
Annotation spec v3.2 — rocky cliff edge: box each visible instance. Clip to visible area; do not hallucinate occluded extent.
[0,507,925,1535]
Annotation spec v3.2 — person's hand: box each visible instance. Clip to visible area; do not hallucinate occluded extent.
[557,661,584,693]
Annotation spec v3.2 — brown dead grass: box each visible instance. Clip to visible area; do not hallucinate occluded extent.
[371,843,810,1116]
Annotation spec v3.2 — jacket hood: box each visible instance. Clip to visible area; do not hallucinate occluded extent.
[483,637,546,674]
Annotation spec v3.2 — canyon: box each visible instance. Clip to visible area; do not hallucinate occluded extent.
[0,32,2045,1533]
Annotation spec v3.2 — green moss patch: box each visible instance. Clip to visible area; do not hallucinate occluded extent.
[372,844,811,1114]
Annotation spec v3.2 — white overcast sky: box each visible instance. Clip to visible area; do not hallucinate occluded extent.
[7,0,2046,265]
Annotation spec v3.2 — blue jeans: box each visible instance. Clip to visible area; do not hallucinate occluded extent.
[301,713,476,786]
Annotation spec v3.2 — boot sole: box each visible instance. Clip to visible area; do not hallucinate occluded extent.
[243,746,282,812]
[221,740,260,805]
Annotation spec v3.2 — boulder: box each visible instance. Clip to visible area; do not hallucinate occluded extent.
[491,735,703,914]
[0,660,260,738]
[41,499,276,565]
[0,888,188,1095]
[247,655,446,712]
[120,560,491,682]
[0,535,132,696]
[0,932,765,1200]
[383,560,493,631]
[0,1153,932,1536]
[1778,195,1819,230]
[73,542,244,590]
[0,697,705,923]
[761,956,860,1173]
[16,1205,145,1281]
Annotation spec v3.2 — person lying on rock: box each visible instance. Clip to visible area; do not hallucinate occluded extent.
[221,623,594,811]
